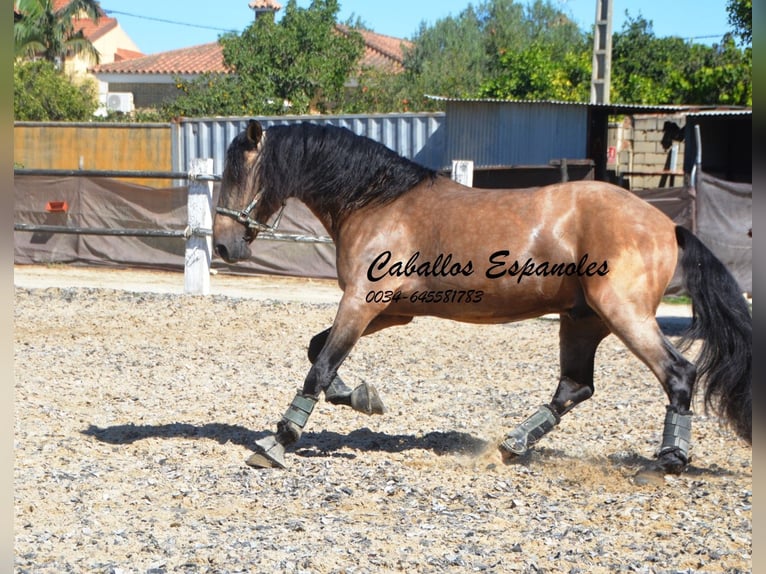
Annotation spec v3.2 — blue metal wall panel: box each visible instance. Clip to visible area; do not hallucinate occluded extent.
[445,101,588,168]
[174,113,446,175]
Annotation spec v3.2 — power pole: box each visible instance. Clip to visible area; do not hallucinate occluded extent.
[590,0,613,104]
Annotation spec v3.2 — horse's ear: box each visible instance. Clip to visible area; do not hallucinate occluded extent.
[246,120,263,145]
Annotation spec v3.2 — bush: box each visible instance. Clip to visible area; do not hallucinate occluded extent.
[14,60,98,121]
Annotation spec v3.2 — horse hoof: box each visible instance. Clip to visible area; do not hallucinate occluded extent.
[656,448,689,475]
[499,448,519,464]
[247,434,287,469]
[350,383,385,415]
[499,437,528,456]
[498,439,528,463]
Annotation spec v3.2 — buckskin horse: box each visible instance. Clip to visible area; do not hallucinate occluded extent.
[213,120,751,473]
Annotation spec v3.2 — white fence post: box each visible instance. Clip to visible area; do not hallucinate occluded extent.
[451,160,474,187]
[185,158,214,295]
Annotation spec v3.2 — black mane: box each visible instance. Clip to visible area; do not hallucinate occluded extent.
[256,122,436,225]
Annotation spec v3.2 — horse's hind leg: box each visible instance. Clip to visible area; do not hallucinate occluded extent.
[606,316,697,473]
[501,311,610,459]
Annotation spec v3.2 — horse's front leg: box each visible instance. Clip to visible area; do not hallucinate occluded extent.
[308,327,384,415]
[247,298,387,469]
[310,314,413,415]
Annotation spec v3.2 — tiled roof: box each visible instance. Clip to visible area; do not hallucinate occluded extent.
[114,48,145,62]
[46,0,118,43]
[337,25,412,73]
[71,13,118,42]
[52,0,79,10]
[338,26,411,63]
[51,0,106,19]
[93,26,412,76]
[93,42,228,75]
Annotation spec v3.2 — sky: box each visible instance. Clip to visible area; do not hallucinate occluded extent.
[100,0,733,56]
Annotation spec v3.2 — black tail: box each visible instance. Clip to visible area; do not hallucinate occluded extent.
[675,226,751,442]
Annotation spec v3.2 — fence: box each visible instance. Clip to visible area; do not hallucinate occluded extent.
[13,160,338,294]
[14,158,496,291]
[14,122,175,188]
[172,113,447,175]
[14,162,751,296]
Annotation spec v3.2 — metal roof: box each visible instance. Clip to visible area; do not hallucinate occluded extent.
[425,95,750,116]
[685,109,752,117]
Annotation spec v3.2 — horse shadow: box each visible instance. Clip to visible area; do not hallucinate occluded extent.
[605,451,742,481]
[81,423,488,459]
[294,427,489,460]
[82,422,266,450]
[81,421,740,480]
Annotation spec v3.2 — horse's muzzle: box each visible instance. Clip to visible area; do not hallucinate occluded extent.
[214,240,252,263]
[213,214,254,263]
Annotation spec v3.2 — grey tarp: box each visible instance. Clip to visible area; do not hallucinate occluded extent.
[14,175,337,279]
[630,177,752,295]
[631,185,694,230]
[15,173,750,292]
[695,171,752,294]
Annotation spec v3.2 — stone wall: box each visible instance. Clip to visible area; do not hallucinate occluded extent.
[607,113,688,190]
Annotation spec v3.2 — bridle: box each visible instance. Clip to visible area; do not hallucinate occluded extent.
[215,132,286,239]
[216,191,287,238]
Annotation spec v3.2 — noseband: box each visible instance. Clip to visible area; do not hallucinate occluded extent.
[216,192,287,236]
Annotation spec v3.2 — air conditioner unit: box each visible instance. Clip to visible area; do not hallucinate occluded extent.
[105,92,134,113]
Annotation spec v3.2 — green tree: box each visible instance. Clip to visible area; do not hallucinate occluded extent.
[402,6,487,101]
[14,60,98,120]
[676,36,752,105]
[164,0,363,117]
[161,74,252,117]
[484,0,585,66]
[14,0,101,65]
[611,13,751,105]
[479,41,590,101]
[399,0,588,105]
[340,66,415,113]
[611,15,687,103]
[479,0,527,61]
[727,0,751,45]
[478,0,590,101]
[153,0,751,118]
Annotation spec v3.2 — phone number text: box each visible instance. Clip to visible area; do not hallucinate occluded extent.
[365,289,484,304]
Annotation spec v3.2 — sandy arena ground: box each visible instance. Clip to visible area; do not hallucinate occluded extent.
[14,265,750,573]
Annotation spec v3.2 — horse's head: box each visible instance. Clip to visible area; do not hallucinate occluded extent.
[214,119,284,263]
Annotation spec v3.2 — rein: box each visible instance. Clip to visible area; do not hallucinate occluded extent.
[216,193,287,234]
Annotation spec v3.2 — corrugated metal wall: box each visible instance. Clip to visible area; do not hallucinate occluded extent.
[172,113,447,175]
[14,122,174,187]
[444,101,588,167]
[14,105,590,188]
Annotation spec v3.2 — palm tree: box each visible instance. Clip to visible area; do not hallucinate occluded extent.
[14,0,102,67]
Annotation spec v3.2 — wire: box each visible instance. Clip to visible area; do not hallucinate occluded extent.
[102,9,239,34]
[103,8,725,44]
[686,34,726,40]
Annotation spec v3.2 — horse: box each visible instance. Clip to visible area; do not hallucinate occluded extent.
[213,120,751,473]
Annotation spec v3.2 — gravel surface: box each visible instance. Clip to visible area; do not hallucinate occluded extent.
[14,271,751,573]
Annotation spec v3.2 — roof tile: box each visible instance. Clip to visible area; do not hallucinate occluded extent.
[45,0,116,43]
[93,26,411,76]
[72,14,118,42]
[93,42,227,75]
